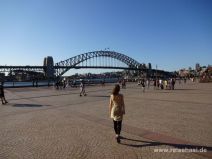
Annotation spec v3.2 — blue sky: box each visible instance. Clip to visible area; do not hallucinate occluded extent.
[0,0,211,73]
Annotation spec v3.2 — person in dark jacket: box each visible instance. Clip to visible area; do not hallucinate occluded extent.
[0,83,8,105]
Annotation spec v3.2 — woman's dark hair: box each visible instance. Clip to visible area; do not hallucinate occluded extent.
[112,84,120,95]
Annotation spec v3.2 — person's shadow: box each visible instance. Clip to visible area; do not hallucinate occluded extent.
[12,104,50,107]
[119,136,212,151]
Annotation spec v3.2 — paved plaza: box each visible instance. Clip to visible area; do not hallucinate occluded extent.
[0,81,212,159]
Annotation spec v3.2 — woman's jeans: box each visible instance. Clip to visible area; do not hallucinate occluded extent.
[113,120,122,135]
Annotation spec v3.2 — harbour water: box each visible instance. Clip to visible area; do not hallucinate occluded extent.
[3,78,119,88]
[3,81,54,88]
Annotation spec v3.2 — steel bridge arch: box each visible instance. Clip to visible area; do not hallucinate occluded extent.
[55,51,143,76]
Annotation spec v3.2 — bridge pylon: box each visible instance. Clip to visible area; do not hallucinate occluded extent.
[43,56,55,79]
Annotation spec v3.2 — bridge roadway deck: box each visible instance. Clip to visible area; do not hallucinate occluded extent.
[0,81,212,159]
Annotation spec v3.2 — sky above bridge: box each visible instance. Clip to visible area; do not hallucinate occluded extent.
[0,0,211,74]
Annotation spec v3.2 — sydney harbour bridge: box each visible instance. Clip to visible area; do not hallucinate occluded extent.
[0,51,172,79]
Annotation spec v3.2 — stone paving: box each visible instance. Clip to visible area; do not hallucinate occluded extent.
[0,81,212,159]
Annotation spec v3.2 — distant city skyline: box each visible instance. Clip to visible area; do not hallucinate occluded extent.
[0,0,211,74]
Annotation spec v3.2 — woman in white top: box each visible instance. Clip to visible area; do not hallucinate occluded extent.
[109,84,125,143]
[80,81,86,96]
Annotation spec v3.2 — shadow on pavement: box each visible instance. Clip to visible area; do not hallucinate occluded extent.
[8,93,78,101]
[12,104,50,107]
[174,89,197,91]
[119,136,212,151]
[89,95,109,98]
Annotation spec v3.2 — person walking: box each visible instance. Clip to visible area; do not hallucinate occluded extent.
[109,84,125,143]
[79,81,87,96]
[171,78,176,90]
[0,83,8,105]
[153,80,156,90]
[146,79,150,89]
[164,80,168,89]
[121,79,126,89]
[141,79,145,93]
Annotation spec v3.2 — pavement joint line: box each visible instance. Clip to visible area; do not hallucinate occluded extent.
[2,83,212,158]
[0,96,109,118]
[70,111,212,159]
[7,87,112,101]
[1,108,212,158]
[128,96,212,106]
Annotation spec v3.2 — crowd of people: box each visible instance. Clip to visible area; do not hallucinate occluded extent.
[52,77,184,100]
[152,78,176,90]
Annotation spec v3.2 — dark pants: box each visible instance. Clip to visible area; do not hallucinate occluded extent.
[0,96,7,104]
[113,120,122,135]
